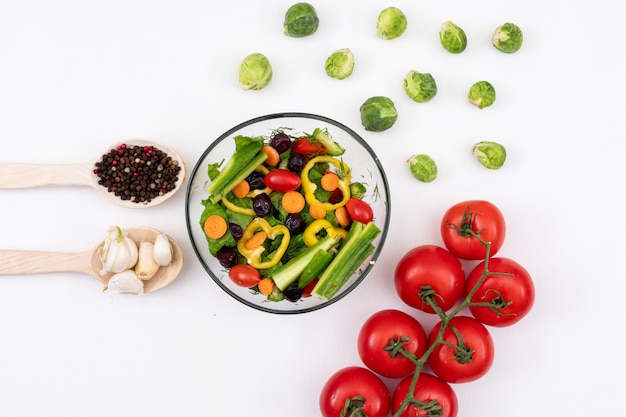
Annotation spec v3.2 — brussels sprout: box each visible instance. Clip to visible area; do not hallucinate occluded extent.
[403,70,437,103]
[376,7,408,40]
[237,53,273,90]
[472,141,506,169]
[325,48,354,80]
[492,22,523,53]
[359,96,398,132]
[407,154,437,183]
[468,81,496,109]
[283,2,319,38]
[439,21,467,53]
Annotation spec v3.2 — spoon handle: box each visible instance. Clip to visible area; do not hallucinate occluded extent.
[0,163,93,188]
[0,250,97,277]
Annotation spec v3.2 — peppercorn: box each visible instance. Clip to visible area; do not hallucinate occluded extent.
[94,144,181,204]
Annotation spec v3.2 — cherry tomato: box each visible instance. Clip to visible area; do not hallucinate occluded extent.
[357,309,428,379]
[319,366,390,417]
[392,373,458,417]
[427,316,494,383]
[345,198,374,224]
[394,245,465,313]
[440,200,506,260]
[292,137,327,157]
[465,257,535,327]
[228,264,260,288]
[262,169,301,192]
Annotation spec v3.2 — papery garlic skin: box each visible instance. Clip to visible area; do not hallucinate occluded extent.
[99,226,139,275]
[153,233,173,266]
[135,240,160,280]
[104,270,144,295]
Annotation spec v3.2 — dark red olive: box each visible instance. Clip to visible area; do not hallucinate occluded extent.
[252,193,272,217]
[284,281,303,302]
[285,213,305,234]
[287,152,306,173]
[269,132,292,154]
[228,222,243,240]
[216,246,238,268]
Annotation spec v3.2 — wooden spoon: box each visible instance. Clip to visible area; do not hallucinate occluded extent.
[0,227,183,294]
[0,139,186,209]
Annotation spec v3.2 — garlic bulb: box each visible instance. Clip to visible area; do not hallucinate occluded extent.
[153,232,173,266]
[104,270,144,295]
[98,226,139,275]
[135,240,160,280]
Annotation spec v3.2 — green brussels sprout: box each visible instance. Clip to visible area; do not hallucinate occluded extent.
[350,182,367,199]
[472,141,506,169]
[283,3,319,38]
[403,70,438,103]
[237,53,273,90]
[492,22,523,53]
[439,21,467,53]
[359,96,398,132]
[468,81,496,109]
[407,154,437,183]
[325,48,354,80]
[376,7,408,40]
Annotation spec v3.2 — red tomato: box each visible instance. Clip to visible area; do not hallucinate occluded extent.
[427,316,494,383]
[228,264,260,288]
[262,169,301,192]
[394,245,465,313]
[319,366,390,417]
[465,257,535,327]
[292,137,327,157]
[392,373,458,417]
[345,198,374,224]
[440,200,506,260]
[357,309,428,379]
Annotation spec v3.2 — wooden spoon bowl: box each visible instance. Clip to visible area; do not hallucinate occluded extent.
[0,227,183,294]
[0,139,186,209]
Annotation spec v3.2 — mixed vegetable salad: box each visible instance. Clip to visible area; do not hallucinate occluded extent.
[199,127,381,303]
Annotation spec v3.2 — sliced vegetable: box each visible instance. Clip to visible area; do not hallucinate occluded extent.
[299,250,333,288]
[312,221,381,300]
[309,203,327,220]
[282,190,306,213]
[232,180,250,198]
[271,236,338,291]
[258,277,276,295]
[203,214,228,239]
[260,145,281,166]
[321,172,340,191]
[301,155,351,210]
[311,128,345,156]
[208,144,268,203]
[237,218,290,269]
[303,219,348,247]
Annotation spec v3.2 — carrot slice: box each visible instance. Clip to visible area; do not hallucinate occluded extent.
[261,145,281,167]
[245,231,267,250]
[320,172,340,191]
[282,191,305,213]
[203,214,228,239]
[232,179,251,198]
[309,203,327,219]
[258,277,275,295]
[334,206,351,227]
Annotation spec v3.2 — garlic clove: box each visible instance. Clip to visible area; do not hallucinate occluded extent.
[99,226,139,275]
[153,232,173,266]
[104,270,144,295]
[135,240,160,281]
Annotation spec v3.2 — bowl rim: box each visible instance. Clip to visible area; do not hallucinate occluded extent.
[185,112,391,314]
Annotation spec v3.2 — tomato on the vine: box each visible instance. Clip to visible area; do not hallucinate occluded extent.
[440,200,506,260]
[262,169,301,192]
[394,245,465,314]
[465,257,535,327]
[357,309,428,379]
[319,366,390,417]
[228,264,260,288]
[392,372,458,417]
[427,316,494,383]
[345,198,374,224]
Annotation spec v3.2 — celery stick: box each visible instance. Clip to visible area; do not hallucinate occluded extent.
[298,249,333,288]
[208,152,267,203]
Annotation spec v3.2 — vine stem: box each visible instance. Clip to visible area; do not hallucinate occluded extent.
[391,230,494,417]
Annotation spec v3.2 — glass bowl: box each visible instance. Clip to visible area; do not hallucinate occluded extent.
[185,113,390,314]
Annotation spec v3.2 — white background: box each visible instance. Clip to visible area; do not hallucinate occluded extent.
[0,0,624,416]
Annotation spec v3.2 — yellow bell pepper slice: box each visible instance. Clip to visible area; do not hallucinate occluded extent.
[301,156,351,211]
[237,218,291,269]
[222,193,255,216]
[303,218,348,247]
